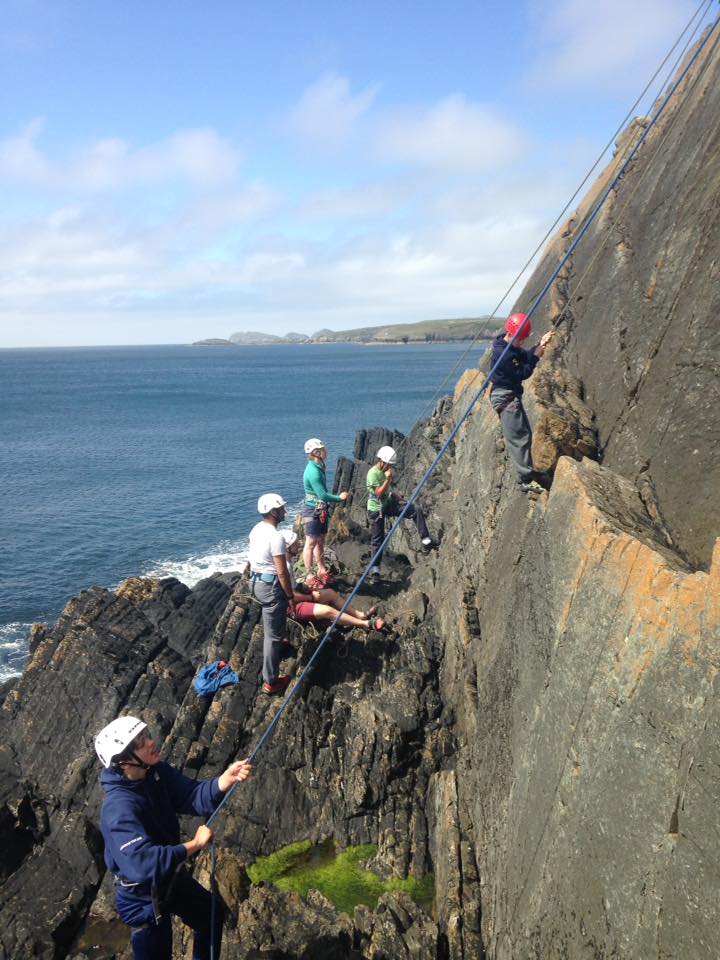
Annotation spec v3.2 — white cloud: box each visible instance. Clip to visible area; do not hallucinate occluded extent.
[178,183,279,234]
[526,0,698,92]
[0,137,592,345]
[0,192,547,345]
[374,95,522,172]
[298,180,411,220]
[0,123,242,190]
[284,73,379,150]
[0,86,595,346]
[0,208,155,303]
[0,117,51,183]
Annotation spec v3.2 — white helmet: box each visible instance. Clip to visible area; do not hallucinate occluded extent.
[304,438,325,456]
[257,493,287,514]
[281,528,299,548]
[376,445,397,465]
[95,716,147,768]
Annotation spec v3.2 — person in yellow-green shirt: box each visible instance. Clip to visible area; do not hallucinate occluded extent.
[366,445,433,583]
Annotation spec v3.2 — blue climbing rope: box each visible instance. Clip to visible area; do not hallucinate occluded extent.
[206,12,719,956]
[213,6,719,793]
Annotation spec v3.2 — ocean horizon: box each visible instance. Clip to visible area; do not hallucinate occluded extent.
[0,341,487,680]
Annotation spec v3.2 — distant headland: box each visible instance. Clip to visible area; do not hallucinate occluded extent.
[192,316,504,347]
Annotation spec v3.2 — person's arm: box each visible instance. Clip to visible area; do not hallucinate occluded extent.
[273,552,294,600]
[164,759,253,818]
[217,760,253,792]
[104,804,189,885]
[184,824,214,857]
[179,764,252,854]
[533,330,555,359]
[307,463,344,504]
[374,466,393,497]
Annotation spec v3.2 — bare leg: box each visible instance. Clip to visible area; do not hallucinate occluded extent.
[303,535,317,578]
[312,603,372,630]
[314,535,328,577]
[315,588,368,620]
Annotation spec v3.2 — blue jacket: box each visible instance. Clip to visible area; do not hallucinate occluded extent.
[488,334,539,396]
[100,762,222,925]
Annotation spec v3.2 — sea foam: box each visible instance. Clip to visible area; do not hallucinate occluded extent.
[142,539,251,588]
[0,623,33,681]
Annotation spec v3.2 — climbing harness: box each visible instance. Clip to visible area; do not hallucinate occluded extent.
[204,9,720,956]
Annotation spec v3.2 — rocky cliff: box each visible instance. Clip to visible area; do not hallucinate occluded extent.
[1,27,719,960]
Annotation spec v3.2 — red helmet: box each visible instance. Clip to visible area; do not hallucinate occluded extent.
[505,313,532,339]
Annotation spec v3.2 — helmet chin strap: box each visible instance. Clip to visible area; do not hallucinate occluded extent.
[116,752,151,772]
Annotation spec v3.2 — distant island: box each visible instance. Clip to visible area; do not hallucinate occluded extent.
[192,317,505,347]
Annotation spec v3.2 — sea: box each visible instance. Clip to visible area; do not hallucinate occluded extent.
[0,342,487,681]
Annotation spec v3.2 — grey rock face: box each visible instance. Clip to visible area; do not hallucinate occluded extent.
[515,30,720,569]
[2,28,720,960]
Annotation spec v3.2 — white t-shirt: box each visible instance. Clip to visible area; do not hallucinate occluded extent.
[248,521,286,574]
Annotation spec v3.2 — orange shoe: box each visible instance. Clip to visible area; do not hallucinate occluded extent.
[262,676,291,696]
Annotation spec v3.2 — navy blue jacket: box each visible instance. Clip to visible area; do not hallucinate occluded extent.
[488,334,539,396]
[100,761,222,925]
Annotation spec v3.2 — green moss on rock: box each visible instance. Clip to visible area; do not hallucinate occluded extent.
[247,841,434,915]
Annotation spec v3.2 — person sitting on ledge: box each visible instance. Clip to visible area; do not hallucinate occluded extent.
[282,529,385,632]
[95,715,252,960]
[488,312,555,495]
[366,445,434,584]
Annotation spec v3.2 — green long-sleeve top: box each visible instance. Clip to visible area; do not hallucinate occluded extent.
[303,460,343,506]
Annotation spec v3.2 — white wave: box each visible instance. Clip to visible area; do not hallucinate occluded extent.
[0,622,33,681]
[1,510,304,680]
[140,509,301,589]
[142,539,251,588]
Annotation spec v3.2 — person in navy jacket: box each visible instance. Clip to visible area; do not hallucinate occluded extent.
[95,715,252,960]
[488,312,555,494]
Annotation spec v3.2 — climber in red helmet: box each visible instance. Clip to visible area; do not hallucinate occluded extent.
[488,313,555,494]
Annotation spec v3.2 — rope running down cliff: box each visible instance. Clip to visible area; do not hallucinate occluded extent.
[207,7,720,811]
[454,9,720,415]
[203,17,720,956]
[392,0,716,466]
[506,20,720,938]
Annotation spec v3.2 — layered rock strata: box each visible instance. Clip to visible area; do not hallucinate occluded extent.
[1,25,719,960]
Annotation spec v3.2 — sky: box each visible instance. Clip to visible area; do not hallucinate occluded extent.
[0,0,710,347]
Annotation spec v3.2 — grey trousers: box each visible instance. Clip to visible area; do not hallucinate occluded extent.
[490,387,534,481]
[250,579,288,684]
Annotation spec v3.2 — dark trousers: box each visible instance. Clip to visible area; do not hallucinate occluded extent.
[368,496,430,568]
[130,872,224,960]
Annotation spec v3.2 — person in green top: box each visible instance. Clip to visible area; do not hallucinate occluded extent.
[367,445,433,583]
[302,438,348,588]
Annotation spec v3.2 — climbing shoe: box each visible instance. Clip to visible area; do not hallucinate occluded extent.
[421,537,436,552]
[262,676,291,696]
[369,566,381,584]
[519,479,545,495]
[533,471,553,490]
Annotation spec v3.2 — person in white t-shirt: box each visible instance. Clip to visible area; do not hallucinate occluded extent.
[248,493,295,695]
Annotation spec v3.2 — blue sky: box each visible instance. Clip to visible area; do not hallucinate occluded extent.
[0,0,708,346]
